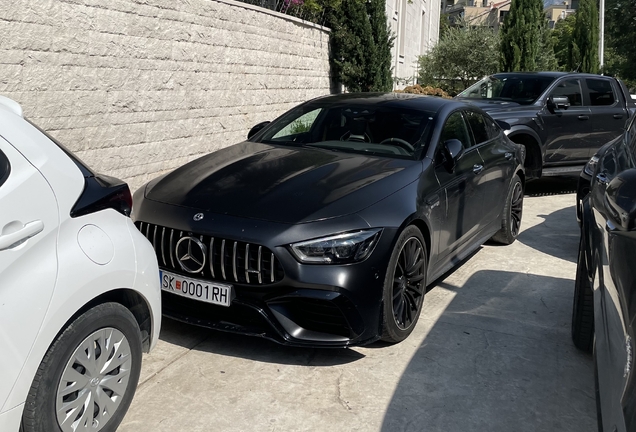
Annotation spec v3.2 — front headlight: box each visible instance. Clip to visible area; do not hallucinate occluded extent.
[289,229,382,264]
[584,155,599,176]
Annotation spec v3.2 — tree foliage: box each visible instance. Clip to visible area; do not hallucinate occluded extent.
[604,0,636,87]
[418,21,500,91]
[328,0,394,92]
[572,0,599,73]
[500,0,545,71]
[551,14,577,70]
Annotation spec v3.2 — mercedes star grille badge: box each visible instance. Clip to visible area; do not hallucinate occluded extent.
[193,213,204,221]
[175,236,207,274]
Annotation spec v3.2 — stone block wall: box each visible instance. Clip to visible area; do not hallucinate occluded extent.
[0,0,331,191]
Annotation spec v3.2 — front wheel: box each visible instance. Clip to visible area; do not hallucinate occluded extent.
[491,174,524,245]
[21,302,143,432]
[381,226,428,343]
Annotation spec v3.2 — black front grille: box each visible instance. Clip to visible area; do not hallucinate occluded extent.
[136,221,284,285]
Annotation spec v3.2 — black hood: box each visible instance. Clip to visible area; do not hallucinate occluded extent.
[144,142,421,224]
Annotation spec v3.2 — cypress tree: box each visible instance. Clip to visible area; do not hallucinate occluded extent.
[500,0,545,71]
[367,0,394,91]
[572,0,599,73]
[328,0,393,92]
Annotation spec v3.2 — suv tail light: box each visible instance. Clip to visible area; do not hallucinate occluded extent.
[71,174,133,218]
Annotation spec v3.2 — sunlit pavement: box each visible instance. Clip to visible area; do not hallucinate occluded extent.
[120,177,595,432]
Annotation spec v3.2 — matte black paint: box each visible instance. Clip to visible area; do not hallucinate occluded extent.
[133,93,525,347]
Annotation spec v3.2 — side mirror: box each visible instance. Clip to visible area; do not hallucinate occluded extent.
[547,95,570,111]
[247,121,270,139]
[443,139,465,173]
[495,120,511,131]
[604,168,636,230]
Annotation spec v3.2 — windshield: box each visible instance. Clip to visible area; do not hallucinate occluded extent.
[458,74,556,105]
[255,102,435,159]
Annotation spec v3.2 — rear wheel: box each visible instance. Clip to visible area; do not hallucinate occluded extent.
[491,174,524,245]
[381,226,427,343]
[572,237,594,352]
[21,302,142,432]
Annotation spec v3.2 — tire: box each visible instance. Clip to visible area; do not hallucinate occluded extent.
[571,236,594,352]
[22,302,142,432]
[491,174,524,245]
[381,225,427,343]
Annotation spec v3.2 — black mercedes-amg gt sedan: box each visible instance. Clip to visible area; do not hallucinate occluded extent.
[573,112,636,432]
[133,93,525,347]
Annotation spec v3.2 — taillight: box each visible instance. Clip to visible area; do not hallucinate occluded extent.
[71,174,133,218]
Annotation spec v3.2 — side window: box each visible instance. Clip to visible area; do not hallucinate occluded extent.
[0,149,10,188]
[484,116,502,140]
[464,111,491,145]
[586,79,616,106]
[440,112,472,148]
[551,79,583,106]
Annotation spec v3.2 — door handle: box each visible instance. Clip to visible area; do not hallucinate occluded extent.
[613,114,624,119]
[578,115,590,121]
[0,220,44,251]
[504,152,513,160]
[473,164,484,174]
[596,172,609,186]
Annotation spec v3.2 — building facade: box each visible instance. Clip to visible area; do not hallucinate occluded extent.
[387,0,441,88]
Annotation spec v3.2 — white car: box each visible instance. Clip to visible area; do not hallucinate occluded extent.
[0,96,161,432]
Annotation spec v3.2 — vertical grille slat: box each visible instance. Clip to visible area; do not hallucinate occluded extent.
[169,229,175,268]
[135,222,282,285]
[209,237,215,278]
[245,244,250,284]
[257,246,262,284]
[232,241,238,282]
[270,253,275,283]
[161,227,166,266]
[221,239,227,281]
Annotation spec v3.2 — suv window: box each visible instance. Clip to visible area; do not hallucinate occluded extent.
[441,112,472,148]
[586,79,616,106]
[464,111,491,145]
[0,149,10,188]
[551,79,583,106]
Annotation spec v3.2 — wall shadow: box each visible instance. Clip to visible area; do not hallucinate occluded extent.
[381,270,596,432]
[516,205,579,263]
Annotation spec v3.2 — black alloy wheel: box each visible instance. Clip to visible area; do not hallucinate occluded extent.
[492,174,523,245]
[381,225,427,343]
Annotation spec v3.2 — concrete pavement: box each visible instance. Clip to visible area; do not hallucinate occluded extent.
[120,181,596,432]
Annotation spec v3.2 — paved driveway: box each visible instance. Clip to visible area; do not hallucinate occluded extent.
[120,179,596,432]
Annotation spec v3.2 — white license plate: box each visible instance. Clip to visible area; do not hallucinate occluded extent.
[160,270,233,307]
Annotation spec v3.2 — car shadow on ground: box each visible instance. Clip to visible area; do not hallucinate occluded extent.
[515,205,579,263]
[381,269,596,432]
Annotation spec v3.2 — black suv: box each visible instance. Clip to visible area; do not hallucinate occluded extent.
[457,72,635,178]
[573,113,636,432]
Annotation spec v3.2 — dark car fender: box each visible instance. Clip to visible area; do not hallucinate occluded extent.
[507,125,544,171]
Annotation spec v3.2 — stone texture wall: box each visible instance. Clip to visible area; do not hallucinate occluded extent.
[0,0,331,191]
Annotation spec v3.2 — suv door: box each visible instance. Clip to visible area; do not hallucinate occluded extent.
[434,111,485,263]
[540,77,593,164]
[585,77,629,156]
[0,137,59,411]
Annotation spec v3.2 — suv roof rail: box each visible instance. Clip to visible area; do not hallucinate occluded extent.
[0,96,23,117]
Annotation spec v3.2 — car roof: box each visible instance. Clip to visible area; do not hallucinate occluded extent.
[305,92,466,114]
[491,71,614,79]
